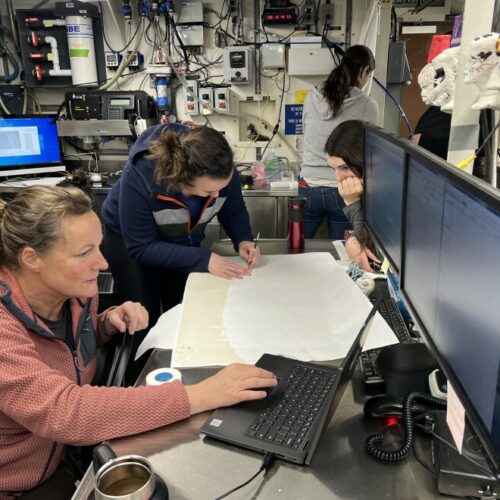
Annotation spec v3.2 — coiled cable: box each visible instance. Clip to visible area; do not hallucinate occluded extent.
[366,391,447,462]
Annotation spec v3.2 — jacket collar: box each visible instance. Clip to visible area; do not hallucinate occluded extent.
[0,268,90,339]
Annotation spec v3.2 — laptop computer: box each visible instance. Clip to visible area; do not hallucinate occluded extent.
[200,299,380,465]
[0,115,66,178]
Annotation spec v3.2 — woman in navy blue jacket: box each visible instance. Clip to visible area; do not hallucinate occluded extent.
[101,124,259,366]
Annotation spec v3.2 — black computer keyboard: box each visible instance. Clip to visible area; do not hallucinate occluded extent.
[244,365,337,448]
[359,297,415,384]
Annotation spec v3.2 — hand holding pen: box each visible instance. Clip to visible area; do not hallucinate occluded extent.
[238,232,261,269]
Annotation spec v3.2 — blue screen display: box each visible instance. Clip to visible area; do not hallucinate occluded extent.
[0,116,61,169]
[364,129,406,273]
[404,155,500,457]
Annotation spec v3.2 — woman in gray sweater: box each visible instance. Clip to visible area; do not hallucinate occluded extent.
[299,45,378,240]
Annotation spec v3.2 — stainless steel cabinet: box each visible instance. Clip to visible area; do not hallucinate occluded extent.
[202,189,297,248]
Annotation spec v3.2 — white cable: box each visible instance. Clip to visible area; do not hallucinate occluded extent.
[0,95,10,115]
[22,86,27,114]
[99,17,145,91]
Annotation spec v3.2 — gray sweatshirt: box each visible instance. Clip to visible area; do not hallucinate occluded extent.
[301,87,379,183]
[343,200,364,238]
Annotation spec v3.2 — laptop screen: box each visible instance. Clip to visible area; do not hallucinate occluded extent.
[0,116,62,171]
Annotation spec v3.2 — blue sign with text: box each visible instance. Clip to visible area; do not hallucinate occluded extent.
[284,104,303,135]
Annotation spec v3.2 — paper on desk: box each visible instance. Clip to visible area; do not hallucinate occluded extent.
[135,304,182,360]
[172,253,397,368]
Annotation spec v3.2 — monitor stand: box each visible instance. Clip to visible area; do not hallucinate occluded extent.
[432,413,498,498]
[0,165,66,177]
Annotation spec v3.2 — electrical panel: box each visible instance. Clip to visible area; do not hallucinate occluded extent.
[288,36,336,76]
[214,88,230,113]
[65,90,158,120]
[105,51,120,68]
[262,6,297,25]
[104,51,144,69]
[223,46,253,85]
[198,87,214,114]
[175,1,203,23]
[175,1,204,47]
[184,81,199,115]
[177,25,204,47]
[261,43,285,69]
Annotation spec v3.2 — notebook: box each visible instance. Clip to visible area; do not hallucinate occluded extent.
[200,299,380,465]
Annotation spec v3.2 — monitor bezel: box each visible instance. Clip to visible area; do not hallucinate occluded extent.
[363,124,410,276]
[399,140,500,478]
[0,114,63,175]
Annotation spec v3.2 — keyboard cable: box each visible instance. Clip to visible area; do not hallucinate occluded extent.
[214,452,275,500]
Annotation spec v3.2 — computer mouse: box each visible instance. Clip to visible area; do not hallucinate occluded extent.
[363,394,429,419]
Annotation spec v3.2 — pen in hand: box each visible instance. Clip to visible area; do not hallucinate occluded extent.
[254,232,260,250]
[249,232,260,268]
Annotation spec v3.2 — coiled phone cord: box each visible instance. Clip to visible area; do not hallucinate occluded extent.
[365,391,447,462]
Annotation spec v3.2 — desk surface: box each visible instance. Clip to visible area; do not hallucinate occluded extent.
[74,349,448,500]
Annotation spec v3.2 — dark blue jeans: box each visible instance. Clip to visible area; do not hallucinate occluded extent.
[298,185,352,240]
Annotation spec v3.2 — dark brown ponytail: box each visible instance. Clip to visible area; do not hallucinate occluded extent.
[321,45,375,117]
[150,126,234,192]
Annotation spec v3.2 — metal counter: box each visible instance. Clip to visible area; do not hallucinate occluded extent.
[74,348,449,500]
[73,237,450,500]
[211,238,339,259]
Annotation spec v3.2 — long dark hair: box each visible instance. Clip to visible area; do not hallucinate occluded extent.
[322,45,375,117]
[324,120,373,250]
[149,126,234,192]
[324,120,364,176]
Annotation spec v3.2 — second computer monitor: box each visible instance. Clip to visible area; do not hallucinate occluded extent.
[363,125,406,275]
[402,148,500,475]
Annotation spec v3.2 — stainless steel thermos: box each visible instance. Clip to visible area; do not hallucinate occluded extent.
[92,443,168,500]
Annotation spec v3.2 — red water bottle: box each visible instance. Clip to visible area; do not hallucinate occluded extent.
[287,196,305,251]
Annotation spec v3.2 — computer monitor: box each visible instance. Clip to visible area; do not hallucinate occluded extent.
[401,145,500,477]
[363,125,406,275]
[0,115,65,177]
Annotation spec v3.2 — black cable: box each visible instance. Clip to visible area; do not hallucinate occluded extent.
[476,119,500,157]
[366,392,447,462]
[214,452,275,500]
[412,439,435,475]
[260,72,287,158]
[169,14,190,68]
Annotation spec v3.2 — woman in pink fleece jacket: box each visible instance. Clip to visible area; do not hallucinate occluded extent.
[0,186,276,499]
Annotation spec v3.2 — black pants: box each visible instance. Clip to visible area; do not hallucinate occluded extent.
[18,463,76,499]
[103,226,188,382]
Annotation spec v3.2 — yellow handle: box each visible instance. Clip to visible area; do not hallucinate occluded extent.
[456,154,476,170]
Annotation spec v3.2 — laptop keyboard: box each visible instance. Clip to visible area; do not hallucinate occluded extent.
[244,364,337,449]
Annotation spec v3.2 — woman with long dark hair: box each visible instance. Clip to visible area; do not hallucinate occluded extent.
[299,45,378,240]
[324,120,381,272]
